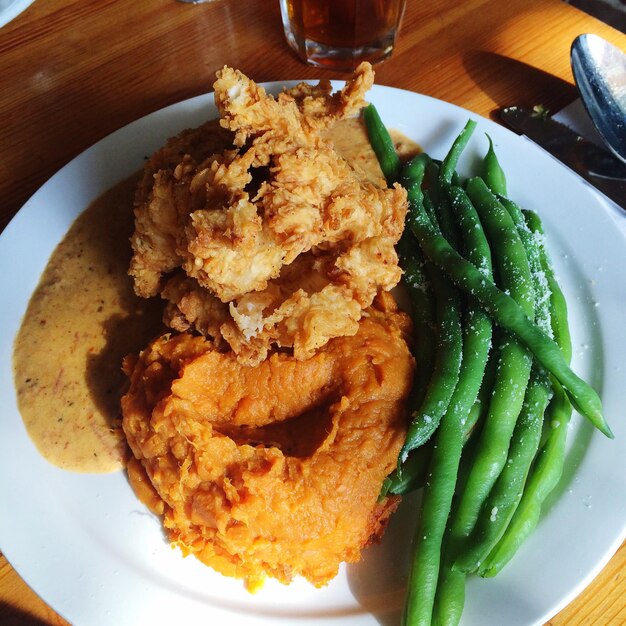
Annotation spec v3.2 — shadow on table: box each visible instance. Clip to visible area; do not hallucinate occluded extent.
[462,51,579,118]
[0,602,50,626]
[567,0,626,34]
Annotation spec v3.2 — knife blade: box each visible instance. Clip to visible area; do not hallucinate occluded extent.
[500,106,626,210]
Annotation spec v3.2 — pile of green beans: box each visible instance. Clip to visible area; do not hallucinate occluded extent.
[363,105,612,626]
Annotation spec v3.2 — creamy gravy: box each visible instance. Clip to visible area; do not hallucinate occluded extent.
[12,119,419,474]
[326,118,420,182]
[13,175,164,473]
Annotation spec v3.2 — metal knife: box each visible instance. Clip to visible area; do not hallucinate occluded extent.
[500,106,626,211]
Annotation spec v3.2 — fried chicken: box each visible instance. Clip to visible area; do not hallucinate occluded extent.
[129,63,408,364]
[121,295,414,589]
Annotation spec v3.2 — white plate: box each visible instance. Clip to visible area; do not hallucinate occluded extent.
[0,0,35,28]
[1,83,625,626]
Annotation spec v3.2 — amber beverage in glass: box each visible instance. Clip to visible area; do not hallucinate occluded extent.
[280,0,406,71]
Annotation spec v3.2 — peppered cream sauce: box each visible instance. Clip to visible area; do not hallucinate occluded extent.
[13,174,163,473]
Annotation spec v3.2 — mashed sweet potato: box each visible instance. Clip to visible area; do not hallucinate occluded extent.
[122,295,414,588]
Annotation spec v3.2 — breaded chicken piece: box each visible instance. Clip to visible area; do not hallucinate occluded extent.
[122,295,414,589]
[129,64,408,364]
[129,119,236,298]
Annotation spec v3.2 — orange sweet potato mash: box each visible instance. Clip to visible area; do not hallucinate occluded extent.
[122,294,414,589]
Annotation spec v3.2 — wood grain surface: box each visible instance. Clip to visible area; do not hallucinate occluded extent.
[1,0,625,624]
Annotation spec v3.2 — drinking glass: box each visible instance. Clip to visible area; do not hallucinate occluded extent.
[280,0,406,71]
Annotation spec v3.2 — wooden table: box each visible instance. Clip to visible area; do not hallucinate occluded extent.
[1,0,625,624]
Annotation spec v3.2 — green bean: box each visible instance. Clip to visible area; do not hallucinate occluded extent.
[364,115,437,490]
[463,349,497,439]
[453,191,555,572]
[400,269,461,458]
[479,210,573,577]
[431,429,483,626]
[454,363,551,573]
[386,367,493,497]
[399,165,463,462]
[499,197,551,334]
[386,364,492,497]
[397,232,436,404]
[402,178,493,625]
[396,158,437,391]
[431,557,465,626]
[440,120,478,186]
[449,178,535,537]
[382,155,436,493]
[445,186,494,440]
[467,178,535,317]
[382,440,433,496]
[523,210,572,360]
[404,196,611,437]
[403,408,464,625]
[431,190,460,252]
[480,379,572,576]
[481,134,507,196]
[363,103,401,184]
